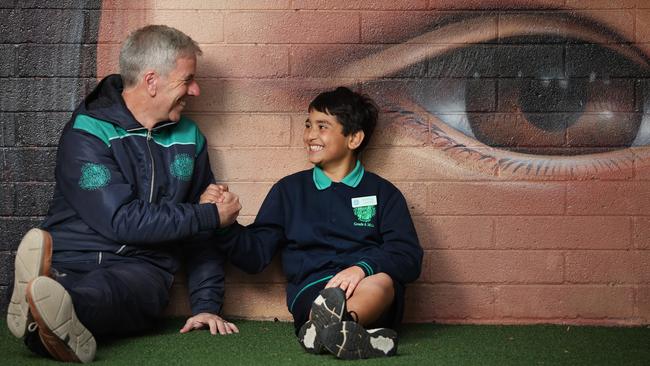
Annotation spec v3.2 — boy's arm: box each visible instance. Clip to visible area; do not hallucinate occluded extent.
[354,188,423,284]
[217,184,287,274]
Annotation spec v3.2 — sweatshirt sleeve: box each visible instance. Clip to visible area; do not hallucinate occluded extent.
[55,123,219,245]
[355,185,423,284]
[216,183,287,274]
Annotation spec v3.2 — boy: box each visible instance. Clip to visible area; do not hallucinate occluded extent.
[218,87,423,359]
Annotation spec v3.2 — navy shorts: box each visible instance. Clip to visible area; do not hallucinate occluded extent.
[290,279,405,335]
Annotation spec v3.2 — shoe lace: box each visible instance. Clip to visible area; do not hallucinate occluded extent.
[27,322,38,333]
[345,310,359,322]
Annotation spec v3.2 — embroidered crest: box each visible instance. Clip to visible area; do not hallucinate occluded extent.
[79,163,111,190]
[170,153,194,181]
[353,205,376,227]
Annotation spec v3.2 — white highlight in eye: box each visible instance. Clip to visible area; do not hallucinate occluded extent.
[632,114,650,146]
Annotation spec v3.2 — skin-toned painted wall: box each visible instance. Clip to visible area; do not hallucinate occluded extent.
[2,1,649,326]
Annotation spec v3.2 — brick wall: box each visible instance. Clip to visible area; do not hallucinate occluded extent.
[3,0,649,326]
[0,0,100,312]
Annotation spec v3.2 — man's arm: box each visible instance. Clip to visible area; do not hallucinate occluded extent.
[56,125,221,244]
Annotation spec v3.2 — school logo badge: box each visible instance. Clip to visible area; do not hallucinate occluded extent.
[353,205,376,227]
[78,163,111,190]
[170,153,194,181]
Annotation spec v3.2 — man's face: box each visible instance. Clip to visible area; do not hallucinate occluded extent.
[156,56,200,123]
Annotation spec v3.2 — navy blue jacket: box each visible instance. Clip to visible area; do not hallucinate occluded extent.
[219,163,423,313]
[41,74,224,314]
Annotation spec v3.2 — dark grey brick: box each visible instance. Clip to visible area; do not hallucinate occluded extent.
[20,9,90,43]
[15,183,55,216]
[496,45,563,78]
[17,45,96,78]
[0,217,43,251]
[15,112,67,147]
[0,0,16,8]
[0,45,14,77]
[0,184,15,215]
[0,285,9,315]
[0,9,20,43]
[19,0,101,9]
[1,113,16,146]
[0,252,12,285]
[427,45,497,78]
[567,44,650,78]
[0,78,89,112]
[1,148,57,182]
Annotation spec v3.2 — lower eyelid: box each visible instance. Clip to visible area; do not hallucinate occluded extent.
[385,95,637,179]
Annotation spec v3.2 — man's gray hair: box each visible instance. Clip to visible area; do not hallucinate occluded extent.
[119,25,202,88]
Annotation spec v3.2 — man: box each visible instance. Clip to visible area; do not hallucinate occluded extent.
[6,25,241,363]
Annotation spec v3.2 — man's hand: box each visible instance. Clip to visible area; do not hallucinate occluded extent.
[199,184,228,204]
[325,266,366,299]
[179,313,239,335]
[216,191,241,228]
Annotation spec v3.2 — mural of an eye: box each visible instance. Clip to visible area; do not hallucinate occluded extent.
[345,12,649,177]
[372,36,649,157]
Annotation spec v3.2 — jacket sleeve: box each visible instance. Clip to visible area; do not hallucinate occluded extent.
[354,186,423,284]
[183,231,226,315]
[55,126,219,245]
[217,183,286,274]
[183,138,226,315]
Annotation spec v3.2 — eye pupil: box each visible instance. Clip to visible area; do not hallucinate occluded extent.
[518,79,587,132]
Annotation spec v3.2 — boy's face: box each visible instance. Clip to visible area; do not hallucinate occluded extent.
[304,110,358,170]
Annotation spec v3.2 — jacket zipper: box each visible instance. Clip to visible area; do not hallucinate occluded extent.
[146,130,155,203]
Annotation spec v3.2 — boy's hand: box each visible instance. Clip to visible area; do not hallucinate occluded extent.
[200,184,229,204]
[325,266,366,299]
[216,191,241,227]
[180,312,239,336]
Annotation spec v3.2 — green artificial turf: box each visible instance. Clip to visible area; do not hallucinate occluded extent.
[1,318,649,365]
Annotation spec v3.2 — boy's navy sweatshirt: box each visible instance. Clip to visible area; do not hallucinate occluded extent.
[219,161,423,313]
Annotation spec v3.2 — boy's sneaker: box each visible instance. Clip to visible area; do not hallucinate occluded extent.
[7,229,52,338]
[26,276,96,363]
[320,321,398,360]
[298,287,351,354]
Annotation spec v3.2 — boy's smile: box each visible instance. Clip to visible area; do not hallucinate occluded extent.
[304,110,358,180]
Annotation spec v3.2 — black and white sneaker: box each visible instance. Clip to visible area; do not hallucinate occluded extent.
[298,287,349,354]
[320,321,398,360]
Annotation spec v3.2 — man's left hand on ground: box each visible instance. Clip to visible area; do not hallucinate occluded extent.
[180,313,240,335]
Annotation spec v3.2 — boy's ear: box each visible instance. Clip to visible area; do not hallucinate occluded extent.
[347,130,365,151]
[143,71,158,97]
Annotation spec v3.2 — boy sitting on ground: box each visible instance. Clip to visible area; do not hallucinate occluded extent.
[217,87,423,359]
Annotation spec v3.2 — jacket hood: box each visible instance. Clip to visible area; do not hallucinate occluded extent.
[76,74,146,131]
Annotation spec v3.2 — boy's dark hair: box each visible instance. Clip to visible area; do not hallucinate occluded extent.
[308,87,378,153]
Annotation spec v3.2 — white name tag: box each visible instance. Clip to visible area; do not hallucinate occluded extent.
[351,195,377,208]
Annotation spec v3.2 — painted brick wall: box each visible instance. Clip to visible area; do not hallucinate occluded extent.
[0,0,101,312]
[3,0,650,326]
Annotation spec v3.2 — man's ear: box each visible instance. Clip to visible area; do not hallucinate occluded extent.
[143,71,157,97]
[348,130,365,150]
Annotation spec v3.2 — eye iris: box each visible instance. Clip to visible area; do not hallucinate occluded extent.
[519,79,586,132]
[462,39,647,156]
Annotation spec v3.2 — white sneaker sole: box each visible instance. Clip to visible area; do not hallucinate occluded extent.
[7,228,52,338]
[27,276,96,363]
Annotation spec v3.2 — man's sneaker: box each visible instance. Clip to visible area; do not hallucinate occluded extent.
[320,321,398,360]
[298,287,350,354]
[26,276,96,363]
[7,229,52,338]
